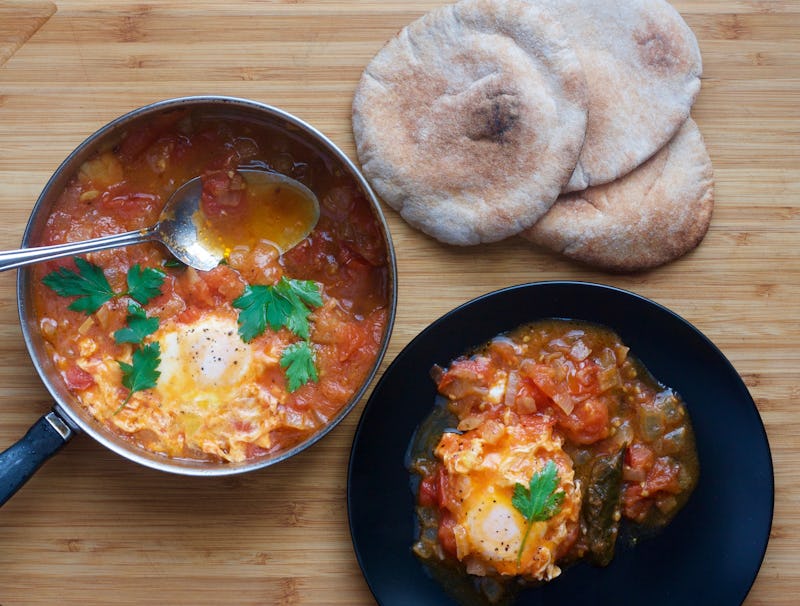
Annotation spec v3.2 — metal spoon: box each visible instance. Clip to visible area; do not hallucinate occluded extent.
[0,169,320,272]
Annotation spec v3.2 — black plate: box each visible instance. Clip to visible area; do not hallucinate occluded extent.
[348,282,773,606]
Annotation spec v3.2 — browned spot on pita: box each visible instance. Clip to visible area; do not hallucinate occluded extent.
[465,91,521,143]
[634,19,686,74]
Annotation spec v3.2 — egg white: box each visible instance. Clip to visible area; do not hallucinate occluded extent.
[155,313,258,412]
[147,312,283,460]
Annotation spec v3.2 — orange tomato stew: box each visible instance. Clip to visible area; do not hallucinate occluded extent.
[409,320,698,602]
[32,110,391,463]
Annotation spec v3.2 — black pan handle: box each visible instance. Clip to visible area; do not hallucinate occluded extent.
[0,411,73,507]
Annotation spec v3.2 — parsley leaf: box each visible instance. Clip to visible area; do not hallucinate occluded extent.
[278,278,322,339]
[162,258,186,269]
[512,461,566,566]
[43,257,166,313]
[280,341,318,392]
[125,264,166,305]
[113,303,159,344]
[43,257,166,414]
[233,285,272,342]
[285,278,323,309]
[116,341,161,413]
[42,257,115,314]
[233,277,322,342]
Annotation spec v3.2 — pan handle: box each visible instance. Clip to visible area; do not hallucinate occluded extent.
[0,411,73,507]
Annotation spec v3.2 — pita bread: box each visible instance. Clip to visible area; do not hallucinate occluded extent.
[523,118,713,272]
[533,0,702,192]
[352,0,588,245]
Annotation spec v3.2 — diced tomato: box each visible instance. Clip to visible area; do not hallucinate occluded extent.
[418,466,456,512]
[436,357,492,395]
[335,323,367,363]
[320,185,358,226]
[330,250,387,313]
[438,513,458,558]
[515,376,552,412]
[176,306,202,324]
[173,266,245,309]
[418,473,440,508]
[622,456,683,523]
[522,361,575,412]
[64,365,95,391]
[175,268,214,307]
[143,134,192,174]
[201,170,246,218]
[626,442,655,472]
[622,484,652,522]
[315,185,386,265]
[117,110,187,162]
[99,191,161,222]
[645,457,682,494]
[552,397,611,445]
[518,412,555,434]
[201,265,246,301]
[567,359,600,396]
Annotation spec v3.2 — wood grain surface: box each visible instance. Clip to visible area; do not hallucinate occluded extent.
[0,1,797,604]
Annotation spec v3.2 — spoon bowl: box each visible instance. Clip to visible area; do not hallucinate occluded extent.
[0,168,320,273]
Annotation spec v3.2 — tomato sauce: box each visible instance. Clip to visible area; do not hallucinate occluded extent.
[31,110,391,463]
[409,319,699,603]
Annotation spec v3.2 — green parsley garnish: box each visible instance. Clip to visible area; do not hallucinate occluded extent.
[42,257,165,311]
[512,461,566,566]
[233,277,322,391]
[162,258,186,269]
[233,277,322,342]
[125,264,166,306]
[113,303,159,345]
[116,341,161,414]
[43,257,167,412]
[42,257,115,314]
[280,341,319,392]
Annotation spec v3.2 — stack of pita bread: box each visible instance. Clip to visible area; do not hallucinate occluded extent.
[352,0,713,272]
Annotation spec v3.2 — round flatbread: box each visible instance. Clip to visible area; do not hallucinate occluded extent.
[532,0,702,192]
[352,0,588,246]
[523,118,714,272]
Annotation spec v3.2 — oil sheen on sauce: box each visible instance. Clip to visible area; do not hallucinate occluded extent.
[195,171,320,258]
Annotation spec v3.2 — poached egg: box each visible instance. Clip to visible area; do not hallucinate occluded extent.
[435,418,581,580]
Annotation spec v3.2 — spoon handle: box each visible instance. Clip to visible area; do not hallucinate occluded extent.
[0,227,157,272]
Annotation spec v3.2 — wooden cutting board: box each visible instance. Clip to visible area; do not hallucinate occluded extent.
[0,1,797,604]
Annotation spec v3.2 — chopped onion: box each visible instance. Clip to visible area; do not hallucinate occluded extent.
[77,316,94,335]
[638,408,665,441]
[552,392,575,415]
[479,419,504,444]
[623,466,647,483]
[95,304,110,330]
[569,339,591,361]
[655,427,687,456]
[504,370,519,408]
[457,415,484,432]
[39,318,57,342]
[597,366,621,392]
[656,494,678,514]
